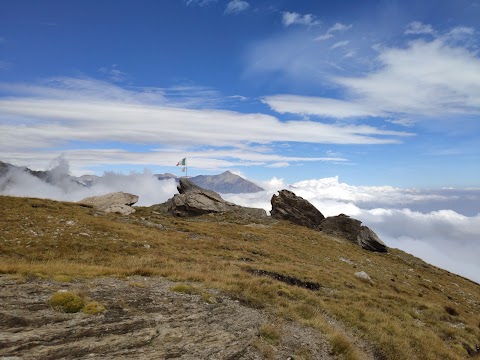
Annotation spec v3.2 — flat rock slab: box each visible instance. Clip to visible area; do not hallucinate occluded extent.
[0,275,332,360]
[78,192,138,215]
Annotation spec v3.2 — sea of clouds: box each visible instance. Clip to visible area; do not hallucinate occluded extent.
[1,159,479,284]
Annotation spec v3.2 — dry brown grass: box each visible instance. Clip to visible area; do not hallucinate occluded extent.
[1,195,479,359]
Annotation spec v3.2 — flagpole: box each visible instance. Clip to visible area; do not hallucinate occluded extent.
[186,157,188,178]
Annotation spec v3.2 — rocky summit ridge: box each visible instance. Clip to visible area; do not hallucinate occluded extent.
[164,177,267,218]
[271,189,387,253]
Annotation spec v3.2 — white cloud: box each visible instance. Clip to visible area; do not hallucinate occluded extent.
[185,0,217,6]
[262,94,384,118]
[405,21,436,35]
[0,77,413,172]
[0,163,177,206]
[315,33,333,41]
[446,26,475,38]
[1,148,348,176]
[225,0,249,14]
[98,64,127,82]
[267,162,290,168]
[315,22,352,41]
[335,38,480,116]
[0,97,407,149]
[281,12,319,27]
[388,118,416,127]
[330,40,350,49]
[261,34,480,119]
[228,94,248,101]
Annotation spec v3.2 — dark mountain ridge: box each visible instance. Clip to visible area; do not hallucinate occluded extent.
[155,170,264,194]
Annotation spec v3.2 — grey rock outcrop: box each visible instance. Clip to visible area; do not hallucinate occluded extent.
[166,178,266,218]
[270,190,387,253]
[319,214,387,253]
[270,189,325,229]
[79,192,139,215]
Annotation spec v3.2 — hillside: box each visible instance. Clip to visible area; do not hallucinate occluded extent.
[0,195,479,359]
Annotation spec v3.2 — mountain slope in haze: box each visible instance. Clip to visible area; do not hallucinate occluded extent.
[0,161,84,191]
[190,171,264,193]
[1,195,479,360]
[156,171,264,194]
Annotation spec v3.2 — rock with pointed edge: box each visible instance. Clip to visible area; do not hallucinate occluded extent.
[270,189,325,229]
[165,177,266,218]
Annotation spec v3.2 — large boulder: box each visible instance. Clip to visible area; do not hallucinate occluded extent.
[166,178,266,218]
[319,214,387,253]
[270,189,325,229]
[269,190,387,253]
[79,192,138,215]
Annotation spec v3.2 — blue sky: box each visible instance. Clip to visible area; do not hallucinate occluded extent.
[1,0,480,186]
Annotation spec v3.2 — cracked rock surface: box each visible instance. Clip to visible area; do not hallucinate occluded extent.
[0,275,331,360]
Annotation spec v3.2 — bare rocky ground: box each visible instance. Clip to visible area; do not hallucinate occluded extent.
[0,275,333,360]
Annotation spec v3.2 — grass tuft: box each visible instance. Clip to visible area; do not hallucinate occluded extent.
[48,291,84,313]
[82,301,106,315]
[328,331,361,360]
[259,323,282,345]
[170,283,201,295]
[53,275,73,283]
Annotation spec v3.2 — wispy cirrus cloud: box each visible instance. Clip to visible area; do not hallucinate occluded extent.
[330,40,350,49]
[405,21,436,35]
[256,26,480,121]
[185,0,217,6]
[98,64,128,82]
[315,22,352,41]
[0,77,410,173]
[262,95,383,119]
[225,0,249,14]
[281,12,319,27]
[0,61,11,70]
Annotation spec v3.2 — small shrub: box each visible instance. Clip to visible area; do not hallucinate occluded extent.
[82,301,106,315]
[48,291,84,313]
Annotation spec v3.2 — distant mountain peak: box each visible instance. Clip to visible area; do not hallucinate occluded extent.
[190,171,264,194]
[155,170,264,194]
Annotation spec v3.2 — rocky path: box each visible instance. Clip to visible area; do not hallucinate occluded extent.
[0,275,333,359]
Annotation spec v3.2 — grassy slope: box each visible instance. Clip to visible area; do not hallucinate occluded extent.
[0,195,479,359]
